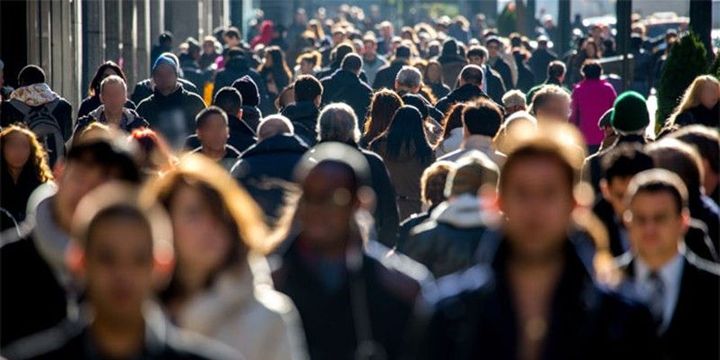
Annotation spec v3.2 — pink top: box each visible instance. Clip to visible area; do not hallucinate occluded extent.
[570,79,617,146]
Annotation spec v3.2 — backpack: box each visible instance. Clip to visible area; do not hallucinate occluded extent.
[9,98,65,166]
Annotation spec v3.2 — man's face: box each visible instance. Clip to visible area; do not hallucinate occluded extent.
[468,55,484,66]
[332,32,345,45]
[363,41,377,57]
[99,83,127,113]
[203,42,215,54]
[536,96,570,122]
[298,164,355,251]
[300,60,315,74]
[85,218,154,322]
[499,157,574,260]
[152,64,177,94]
[197,114,229,152]
[224,35,240,48]
[601,176,632,217]
[625,191,687,264]
[487,42,500,58]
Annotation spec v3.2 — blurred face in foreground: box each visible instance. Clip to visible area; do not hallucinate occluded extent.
[535,95,570,123]
[197,114,229,153]
[85,216,154,322]
[625,191,688,268]
[299,163,356,253]
[499,156,574,261]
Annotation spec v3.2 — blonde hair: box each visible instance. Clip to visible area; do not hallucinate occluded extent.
[668,75,720,126]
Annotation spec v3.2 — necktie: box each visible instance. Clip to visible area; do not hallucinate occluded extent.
[647,271,665,330]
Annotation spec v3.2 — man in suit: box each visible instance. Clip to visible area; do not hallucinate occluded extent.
[617,169,720,360]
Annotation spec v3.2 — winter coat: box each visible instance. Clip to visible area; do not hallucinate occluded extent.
[570,79,617,146]
[74,105,149,136]
[281,101,320,147]
[131,78,200,105]
[135,86,206,149]
[428,82,451,100]
[190,145,241,171]
[436,84,492,116]
[528,48,558,83]
[177,256,308,360]
[321,70,373,123]
[77,94,135,118]
[489,56,513,90]
[401,194,489,277]
[185,114,257,154]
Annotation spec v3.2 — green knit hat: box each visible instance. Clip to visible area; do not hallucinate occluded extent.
[598,108,614,128]
[611,91,649,133]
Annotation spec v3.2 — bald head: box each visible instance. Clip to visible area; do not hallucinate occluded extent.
[258,115,294,141]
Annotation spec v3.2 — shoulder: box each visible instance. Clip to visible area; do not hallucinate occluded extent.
[423,264,493,309]
[1,319,85,360]
[365,241,433,295]
[685,251,720,277]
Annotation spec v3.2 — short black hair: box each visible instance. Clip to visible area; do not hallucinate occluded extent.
[668,125,719,175]
[67,139,141,184]
[159,31,174,44]
[625,169,689,214]
[547,60,566,80]
[600,144,654,183]
[581,60,603,79]
[224,27,241,39]
[213,87,243,116]
[460,65,483,85]
[341,53,363,73]
[395,45,411,59]
[462,98,503,137]
[466,46,488,59]
[294,75,323,102]
[18,65,46,86]
[195,106,228,128]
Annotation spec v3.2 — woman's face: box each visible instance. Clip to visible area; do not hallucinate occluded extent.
[699,82,720,109]
[169,185,233,277]
[264,53,275,67]
[3,131,32,169]
[426,65,441,82]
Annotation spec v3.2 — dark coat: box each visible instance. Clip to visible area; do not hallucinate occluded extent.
[419,240,660,360]
[485,66,507,105]
[435,84,492,116]
[230,134,308,223]
[615,252,720,360]
[428,82,451,100]
[674,103,719,128]
[281,101,320,147]
[400,197,488,278]
[191,145,241,171]
[372,60,407,90]
[130,78,200,105]
[272,238,428,360]
[0,167,43,225]
[528,48,558,83]
[213,58,267,101]
[73,106,149,136]
[321,70,373,122]
[185,114,257,153]
[490,56,513,90]
[1,310,240,360]
[688,194,720,253]
[135,86,206,149]
[583,134,647,194]
[76,95,135,118]
[1,230,69,347]
[241,105,262,132]
[437,55,467,90]
[513,52,536,93]
[357,145,400,247]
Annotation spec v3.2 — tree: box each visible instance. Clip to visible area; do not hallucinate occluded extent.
[710,52,720,79]
[656,32,708,132]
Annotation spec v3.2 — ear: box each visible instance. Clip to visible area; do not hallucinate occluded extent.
[152,255,175,291]
[680,208,691,233]
[53,160,66,185]
[237,109,243,119]
[599,179,611,200]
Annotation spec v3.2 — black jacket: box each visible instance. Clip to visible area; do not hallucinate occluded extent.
[357,145,400,247]
[191,145,241,171]
[76,95,135,118]
[372,60,406,90]
[1,198,71,347]
[436,84,492,116]
[419,240,660,359]
[490,56,513,90]
[230,134,308,223]
[135,86,206,149]
[272,238,429,360]
[0,166,43,225]
[428,82,451,100]
[400,195,488,278]
[528,48,558,84]
[615,252,720,360]
[674,103,719,128]
[1,309,240,360]
[583,134,647,193]
[185,114,256,153]
[484,66,507,106]
[513,52,536,93]
[281,101,320,147]
[241,105,262,132]
[397,211,432,251]
[213,58,267,101]
[321,70,373,123]
[130,78,200,105]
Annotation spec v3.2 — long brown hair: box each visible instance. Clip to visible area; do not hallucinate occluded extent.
[143,154,269,300]
[363,89,403,142]
[441,103,466,140]
[0,124,54,183]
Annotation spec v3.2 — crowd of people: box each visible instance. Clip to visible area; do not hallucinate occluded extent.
[0,4,719,360]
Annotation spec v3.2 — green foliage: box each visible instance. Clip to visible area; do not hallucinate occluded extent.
[656,32,708,132]
[710,52,720,79]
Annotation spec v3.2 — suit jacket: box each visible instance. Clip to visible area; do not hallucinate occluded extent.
[616,252,720,360]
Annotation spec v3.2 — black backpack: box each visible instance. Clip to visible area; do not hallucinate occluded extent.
[9,98,65,165]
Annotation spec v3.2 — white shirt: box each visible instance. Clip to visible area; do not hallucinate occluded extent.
[633,252,685,333]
